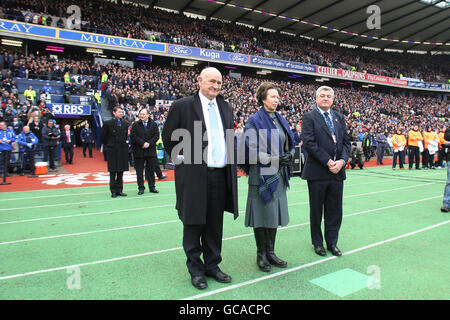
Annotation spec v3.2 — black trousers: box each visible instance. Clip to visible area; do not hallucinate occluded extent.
[0,150,10,175]
[63,144,74,164]
[183,168,227,277]
[423,150,434,168]
[437,147,445,167]
[83,142,92,157]
[408,146,420,169]
[350,158,364,169]
[307,179,343,247]
[392,150,405,168]
[376,144,385,164]
[363,147,371,162]
[20,149,35,174]
[109,171,123,194]
[47,145,56,169]
[134,156,157,190]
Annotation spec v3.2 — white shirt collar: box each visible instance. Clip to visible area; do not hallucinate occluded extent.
[199,91,217,108]
[317,106,333,119]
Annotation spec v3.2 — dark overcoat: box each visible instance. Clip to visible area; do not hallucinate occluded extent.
[162,92,238,225]
[101,118,129,172]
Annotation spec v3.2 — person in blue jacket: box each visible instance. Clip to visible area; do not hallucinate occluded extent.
[17,125,39,176]
[0,121,16,176]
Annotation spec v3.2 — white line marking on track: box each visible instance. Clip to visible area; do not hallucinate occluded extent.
[3,169,439,202]
[0,195,443,281]
[0,182,435,212]
[183,219,450,300]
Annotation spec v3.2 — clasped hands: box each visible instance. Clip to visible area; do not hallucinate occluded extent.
[327,159,344,174]
[279,153,292,166]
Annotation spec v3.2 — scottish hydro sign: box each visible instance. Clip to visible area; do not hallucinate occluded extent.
[251,56,316,73]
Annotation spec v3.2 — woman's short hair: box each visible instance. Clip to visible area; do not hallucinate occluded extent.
[255,82,281,106]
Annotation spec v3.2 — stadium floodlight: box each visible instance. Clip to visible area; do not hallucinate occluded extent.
[256,69,272,75]
[86,48,103,54]
[181,60,198,67]
[2,39,22,47]
[183,60,198,65]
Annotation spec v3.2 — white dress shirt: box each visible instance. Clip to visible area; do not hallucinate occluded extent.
[199,91,227,167]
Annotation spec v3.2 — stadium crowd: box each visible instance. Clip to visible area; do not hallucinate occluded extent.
[1,48,449,179]
[0,0,448,83]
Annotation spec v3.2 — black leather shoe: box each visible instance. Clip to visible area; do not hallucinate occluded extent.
[111,193,118,198]
[117,192,127,197]
[327,245,342,256]
[159,175,168,180]
[191,275,208,290]
[206,270,232,283]
[441,206,450,212]
[314,245,326,256]
[138,189,145,195]
[149,188,159,193]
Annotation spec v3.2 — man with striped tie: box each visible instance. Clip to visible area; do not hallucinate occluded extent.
[162,67,238,290]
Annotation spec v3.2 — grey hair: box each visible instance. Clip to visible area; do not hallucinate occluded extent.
[315,86,334,97]
[199,67,222,78]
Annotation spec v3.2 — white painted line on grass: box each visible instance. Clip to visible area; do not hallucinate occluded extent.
[0,195,440,245]
[0,181,434,212]
[0,195,443,281]
[183,219,450,300]
[3,169,432,202]
[0,220,179,246]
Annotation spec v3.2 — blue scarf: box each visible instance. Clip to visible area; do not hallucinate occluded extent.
[242,107,295,204]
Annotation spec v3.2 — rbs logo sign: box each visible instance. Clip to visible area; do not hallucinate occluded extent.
[49,104,91,116]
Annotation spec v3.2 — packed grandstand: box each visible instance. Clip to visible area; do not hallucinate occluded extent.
[0,0,449,172]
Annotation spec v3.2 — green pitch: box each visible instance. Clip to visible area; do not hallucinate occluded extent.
[0,166,448,300]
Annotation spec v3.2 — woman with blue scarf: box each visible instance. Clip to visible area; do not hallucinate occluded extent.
[242,82,295,272]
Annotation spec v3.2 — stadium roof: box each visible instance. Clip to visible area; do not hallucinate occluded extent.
[134,0,450,53]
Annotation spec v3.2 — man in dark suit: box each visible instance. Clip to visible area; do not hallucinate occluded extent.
[301,86,351,257]
[101,106,129,198]
[162,67,238,290]
[80,122,95,158]
[130,108,160,195]
[61,124,75,164]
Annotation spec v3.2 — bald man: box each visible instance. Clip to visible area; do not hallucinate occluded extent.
[162,67,238,290]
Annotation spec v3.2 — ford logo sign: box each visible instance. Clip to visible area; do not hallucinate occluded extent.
[229,54,248,63]
[169,45,192,55]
